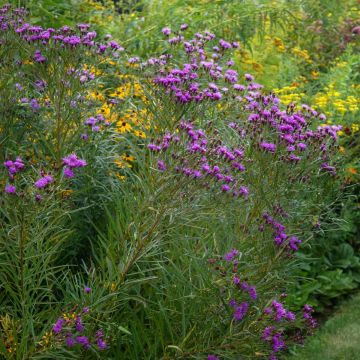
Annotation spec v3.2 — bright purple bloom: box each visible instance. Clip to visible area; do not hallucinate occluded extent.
[63,154,87,168]
[84,286,91,293]
[162,27,171,36]
[233,301,249,321]
[97,338,107,350]
[76,335,90,348]
[223,249,239,261]
[248,286,257,300]
[34,175,53,189]
[157,160,167,171]
[207,356,220,360]
[65,335,76,347]
[260,142,277,153]
[5,184,16,194]
[64,167,74,179]
[53,318,64,334]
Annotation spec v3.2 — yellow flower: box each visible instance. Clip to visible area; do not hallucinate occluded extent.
[122,153,135,162]
[352,124,359,132]
[116,121,132,133]
[311,70,319,79]
[134,130,146,138]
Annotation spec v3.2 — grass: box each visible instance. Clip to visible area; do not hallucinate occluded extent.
[288,293,360,360]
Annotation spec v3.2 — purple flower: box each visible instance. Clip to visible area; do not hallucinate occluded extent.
[289,236,301,251]
[63,154,87,168]
[262,326,275,341]
[162,27,171,36]
[65,335,76,347]
[233,301,249,321]
[97,338,107,350]
[52,318,64,334]
[84,286,91,293]
[223,249,239,261]
[248,286,257,300]
[157,160,167,171]
[75,318,85,332]
[239,186,249,198]
[286,311,296,321]
[221,184,230,192]
[272,333,286,352]
[76,335,90,348]
[207,356,220,360]
[5,184,16,194]
[64,167,74,179]
[260,142,277,153]
[34,175,53,189]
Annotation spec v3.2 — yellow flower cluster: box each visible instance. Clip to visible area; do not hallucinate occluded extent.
[313,83,359,114]
[274,85,305,106]
[272,37,286,53]
[292,47,312,64]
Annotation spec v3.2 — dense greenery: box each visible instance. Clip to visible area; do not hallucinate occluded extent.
[0,1,359,359]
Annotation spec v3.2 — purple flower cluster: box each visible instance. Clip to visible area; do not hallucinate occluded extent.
[0,5,124,56]
[303,304,317,329]
[229,300,249,321]
[4,157,25,178]
[148,28,245,104]
[232,276,257,300]
[52,288,107,352]
[261,326,286,359]
[263,301,296,323]
[34,175,54,189]
[83,114,109,134]
[148,121,250,199]
[261,300,297,359]
[262,212,302,251]
[62,153,87,179]
[3,156,25,194]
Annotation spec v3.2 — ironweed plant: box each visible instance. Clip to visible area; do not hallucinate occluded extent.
[0,6,344,360]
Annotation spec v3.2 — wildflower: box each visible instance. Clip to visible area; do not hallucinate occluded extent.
[157,160,167,171]
[5,184,16,194]
[34,175,53,189]
[272,333,286,352]
[221,184,230,192]
[97,338,107,350]
[65,335,76,347]
[223,249,239,261]
[248,286,257,300]
[75,318,85,332]
[76,335,90,349]
[233,301,249,321]
[64,167,74,179]
[84,286,91,293]
[208,356,220,360]
[63,154,87,168]
[162,27,171,36]
[260,142,277,153]
[52,318,64,334]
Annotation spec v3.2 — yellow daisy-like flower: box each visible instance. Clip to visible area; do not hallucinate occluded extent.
[116,121,132,133]
[122,153,135,162]
[133,130,146,138]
